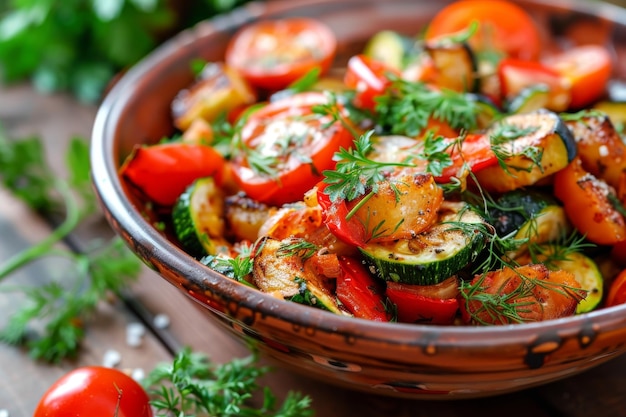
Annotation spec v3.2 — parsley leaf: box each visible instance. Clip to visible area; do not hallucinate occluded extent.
[143,347,314,417]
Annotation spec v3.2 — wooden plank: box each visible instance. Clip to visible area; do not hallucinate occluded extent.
[0,188,173,417]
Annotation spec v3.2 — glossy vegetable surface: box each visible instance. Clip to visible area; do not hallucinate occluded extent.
[34,367,152,417]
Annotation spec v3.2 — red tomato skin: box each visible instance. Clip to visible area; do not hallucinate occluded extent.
[230,92,354,206]
[425,0,541,61]
[542,45,613,110]
[34,366,153,417]
[606,269,626,307]
[120,143,226,206]
[225,18,337,91]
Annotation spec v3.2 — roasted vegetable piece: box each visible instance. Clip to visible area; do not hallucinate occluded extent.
[565,112,626,193]
[252,236,343,313]
[386,277,459,324]
[360,201,487,285]
[336,256,390,321]
[460,263,584,325]
[515,245,603,313]
[172,177,231,258]
[224,192,271,243]
[120,143,226,206]
[554,157,626,245]
[229,92,354,206]
[473,110,576,192]
[225,17,337,91]
[172,62,256,131]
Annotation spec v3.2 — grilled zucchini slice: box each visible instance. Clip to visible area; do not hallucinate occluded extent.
[359,201,487,285]
[473,110,576,192]
[172,177,230,258]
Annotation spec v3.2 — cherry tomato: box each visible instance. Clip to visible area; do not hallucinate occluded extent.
[497,58,571,111]
[606,268,626,307]
[344,54,399,112]
[425,0,542,61]
[553,157,626,246]
[120,142,226,206]
[225,17,337,91]
[336,256,390,321]
[386,278,459,325]
[542,45,613,110]
[34,366,153,417]
[230,92,354,206]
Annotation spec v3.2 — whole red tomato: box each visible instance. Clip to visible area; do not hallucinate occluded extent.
[34,366,153,417]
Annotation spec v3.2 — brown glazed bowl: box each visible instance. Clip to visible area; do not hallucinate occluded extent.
[91,0,626,399]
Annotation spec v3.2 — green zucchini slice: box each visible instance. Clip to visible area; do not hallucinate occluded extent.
[489,190,571,246]
[360,201,487,285]
[172,177,229,258]
[506,85,550,114]
[473,110,577,192]
[363,30,409,70]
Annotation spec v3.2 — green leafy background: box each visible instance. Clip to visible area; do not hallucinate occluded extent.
[0,0,250,103]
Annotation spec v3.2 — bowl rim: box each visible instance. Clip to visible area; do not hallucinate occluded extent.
[91,0,626,347]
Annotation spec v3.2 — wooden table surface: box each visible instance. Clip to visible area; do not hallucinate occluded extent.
[2,83,626,417]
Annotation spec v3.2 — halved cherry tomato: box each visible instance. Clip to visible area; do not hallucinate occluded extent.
[225,17,337,91]
[497,58,571,111]
[542,45,613,110]
[606,268,626,307]
[425,0,542,61]
[553,157,626,245]
[386,278,459,325]
[120,142,226,206]
[336,256,390,321]
[229,92,354,206]
[344,54,399,112]
[34,366,152,417]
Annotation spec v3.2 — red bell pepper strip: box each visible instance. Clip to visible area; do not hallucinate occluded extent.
[386,281,458,325]
[336,256,390,322]
[120,142,225,206]
[436,133,498,183]
[316,182,367,248]
[344,54,399,112]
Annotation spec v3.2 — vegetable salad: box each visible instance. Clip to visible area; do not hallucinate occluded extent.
[121,0,626,326]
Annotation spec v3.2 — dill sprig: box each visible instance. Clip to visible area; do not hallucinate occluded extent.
[277,238,320,261]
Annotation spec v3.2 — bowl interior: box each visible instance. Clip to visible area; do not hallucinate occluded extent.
[91,0,626,398]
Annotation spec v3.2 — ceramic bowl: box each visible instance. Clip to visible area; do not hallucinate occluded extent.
[91,0,626,399]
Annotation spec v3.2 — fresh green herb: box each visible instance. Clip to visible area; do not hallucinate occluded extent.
[525,233,595,270]
[489,123,543,174]
[375,78,480,136]
[202,248,255,287]
[277,238,319,261]
[559,109,606,122]
[0,0,251,103]
[143,347,314,417]
[418,132,453,177]
[0,130,142,362]
[322,130,415,203]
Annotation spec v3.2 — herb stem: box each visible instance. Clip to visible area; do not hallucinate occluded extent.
[346,191,374,220]
[0,180,82,280]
